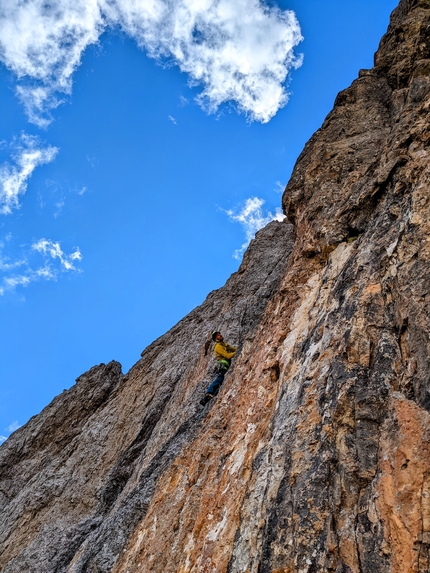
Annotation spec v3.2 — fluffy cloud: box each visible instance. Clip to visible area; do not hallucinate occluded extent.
[0,0,302,125]
[0,134,58,214]
[225,196,285,259]
[0,237,82,296]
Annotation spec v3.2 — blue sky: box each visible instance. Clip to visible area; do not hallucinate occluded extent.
[0,0,398,442]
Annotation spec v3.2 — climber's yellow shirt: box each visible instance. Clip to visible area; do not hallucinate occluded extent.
[214,341,237,363]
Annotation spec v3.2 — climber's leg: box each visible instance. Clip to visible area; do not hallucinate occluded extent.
[200,366,228,406]
[206,370,225,396]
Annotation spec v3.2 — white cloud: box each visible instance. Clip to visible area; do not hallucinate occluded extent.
[0,134,58,214]
[225,196,285,259]
[6,421,21,433]
[0,252,27,271]
[168,115,177,124]
[54,199,65,218]
[274,180,285,194]
[0,238,82,296]
[0,421,22,445]
[0,270,38,296]
[0,0,302,125]
[86,154,98,167]
[32,239,82,271]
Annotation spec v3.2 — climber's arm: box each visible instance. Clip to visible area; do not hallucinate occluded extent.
[215,344,236,360]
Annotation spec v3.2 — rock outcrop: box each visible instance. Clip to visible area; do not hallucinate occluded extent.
[1,0,429,571]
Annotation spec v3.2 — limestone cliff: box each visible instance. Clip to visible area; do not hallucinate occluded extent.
[1,0,429,571]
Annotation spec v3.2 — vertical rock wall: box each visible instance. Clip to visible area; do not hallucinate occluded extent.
[0,0,429,572]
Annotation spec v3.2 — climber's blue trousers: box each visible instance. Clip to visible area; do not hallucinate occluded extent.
[206,366,228,396]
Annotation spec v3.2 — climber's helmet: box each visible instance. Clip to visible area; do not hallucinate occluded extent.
[212,331,223,342]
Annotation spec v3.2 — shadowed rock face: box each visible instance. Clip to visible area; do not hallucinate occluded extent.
[1,0,429,571]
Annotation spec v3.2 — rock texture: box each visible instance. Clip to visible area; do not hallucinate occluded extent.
[1,0,429,571]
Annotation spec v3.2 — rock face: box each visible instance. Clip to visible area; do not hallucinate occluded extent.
[1,0,429,571]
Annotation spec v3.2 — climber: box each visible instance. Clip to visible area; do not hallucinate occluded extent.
[200,331,237,406]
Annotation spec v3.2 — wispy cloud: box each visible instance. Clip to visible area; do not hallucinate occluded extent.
[86,154,98,167]
[0,250,27,272]
[42,179,87,215]
[168,115,177,125]
[274,181,285,194]
[0,0,302,126]
[53,199,65,218]
[32,239,82,271]
[6,421,21,433]
[0,421,22,445]
[225,196,285,259]
[0,238,82,296]
[0,134,58,214]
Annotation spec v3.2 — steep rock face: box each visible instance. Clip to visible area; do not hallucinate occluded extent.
[0,221,295,572]
[1,0,430,572]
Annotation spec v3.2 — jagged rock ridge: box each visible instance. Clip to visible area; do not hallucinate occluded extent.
[1,0,429,571]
